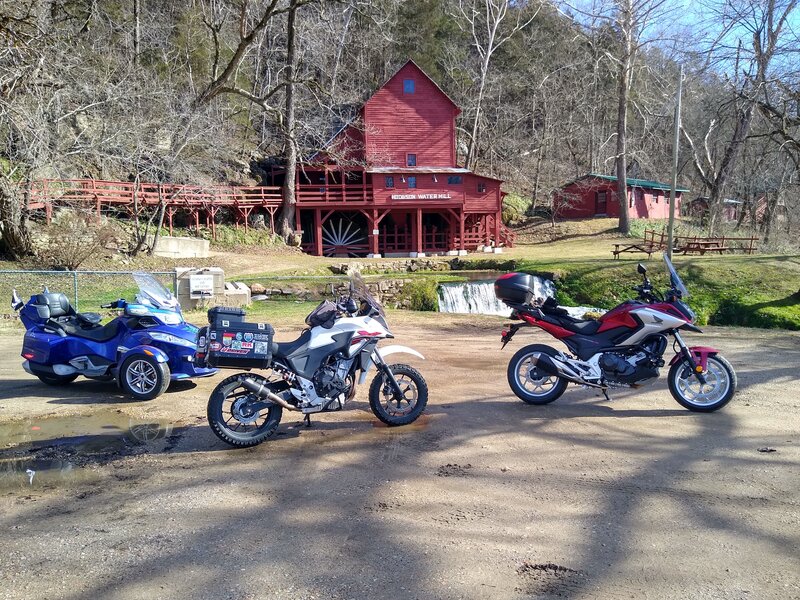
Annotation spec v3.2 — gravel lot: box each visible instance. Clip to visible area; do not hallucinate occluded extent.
[1,316,798,600]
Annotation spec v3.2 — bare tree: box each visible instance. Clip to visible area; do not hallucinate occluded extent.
[454,0,539,170]
[682,0,798,234]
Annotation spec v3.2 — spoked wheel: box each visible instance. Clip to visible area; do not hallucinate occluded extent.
[207,373,284,447]
[507,344,568,405]
[119,355,170,400]
[668,354,736,412]
[369,363,428,426]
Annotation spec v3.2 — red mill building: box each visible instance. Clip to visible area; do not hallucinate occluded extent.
[271,60,513,257]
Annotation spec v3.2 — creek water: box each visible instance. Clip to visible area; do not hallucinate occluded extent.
[437,277,601,319]
[438,277,555,317]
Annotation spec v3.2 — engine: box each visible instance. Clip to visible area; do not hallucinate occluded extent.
[599,335,668,384]
[312,355,353,399]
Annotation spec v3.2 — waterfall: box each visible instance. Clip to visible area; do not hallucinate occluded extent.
[437,278,601,319]
[437,280,514,316]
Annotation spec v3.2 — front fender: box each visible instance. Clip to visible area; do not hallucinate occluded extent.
[377,344,425,361]
[670,345,718,371]
[119,345,170,365]
[358,344,425,384]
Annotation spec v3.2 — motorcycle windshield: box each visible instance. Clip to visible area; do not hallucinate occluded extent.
[663,254,690,298]
[350,273,386,318]
[133,273,181,311]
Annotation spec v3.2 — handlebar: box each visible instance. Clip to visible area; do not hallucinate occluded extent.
[100,303,112,309]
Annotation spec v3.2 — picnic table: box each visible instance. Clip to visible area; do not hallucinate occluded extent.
[612,242,657,259]
[680,241,729,255]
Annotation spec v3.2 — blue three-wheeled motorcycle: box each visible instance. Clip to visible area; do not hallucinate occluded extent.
[12,273,216,400]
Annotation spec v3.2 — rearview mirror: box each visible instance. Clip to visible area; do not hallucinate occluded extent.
[637,263,647,275]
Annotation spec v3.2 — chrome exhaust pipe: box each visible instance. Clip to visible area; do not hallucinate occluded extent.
[533,355,604,389]
[240,377,300,412]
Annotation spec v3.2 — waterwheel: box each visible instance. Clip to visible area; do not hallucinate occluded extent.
[321,214,368,257]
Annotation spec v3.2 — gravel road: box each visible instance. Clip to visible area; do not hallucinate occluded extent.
[1,317,798,600]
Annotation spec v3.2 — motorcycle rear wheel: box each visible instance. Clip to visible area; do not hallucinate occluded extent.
[369,363,428,426]
[207,373,284,447]
[668,354,736,412]
[507,344,568,405]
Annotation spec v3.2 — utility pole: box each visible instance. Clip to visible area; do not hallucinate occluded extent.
[667,64,683,260]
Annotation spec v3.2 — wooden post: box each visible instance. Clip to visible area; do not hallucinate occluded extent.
[370,209,379,255]
[415,209,423,255]
[459,211,466,251]
[314,209,322,256]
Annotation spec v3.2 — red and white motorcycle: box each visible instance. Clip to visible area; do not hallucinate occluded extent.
[495,256,736,412]
[202,275,428,447]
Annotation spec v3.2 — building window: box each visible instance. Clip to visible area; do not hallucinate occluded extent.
[477,182,486,193]
[653,192,659,203]
[385,176,394,189]
[403,79,415,94]
[406,153,416,167]
[408,176,417,189]
[448,176,463,185]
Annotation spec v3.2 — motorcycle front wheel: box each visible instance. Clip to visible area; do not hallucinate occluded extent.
[369,363,428,426]
[207,373,284,447]
[668,354,736,412]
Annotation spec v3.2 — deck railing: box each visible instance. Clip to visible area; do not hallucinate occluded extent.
[25,178,376,216]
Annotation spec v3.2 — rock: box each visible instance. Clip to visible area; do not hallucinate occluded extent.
[251,294,268,302]
[249,283,266,294]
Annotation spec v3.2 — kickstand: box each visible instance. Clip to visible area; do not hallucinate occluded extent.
[303,414,312,428]
[601,388,613,402]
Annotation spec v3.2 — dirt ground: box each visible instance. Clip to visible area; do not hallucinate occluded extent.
[1,316,798,600]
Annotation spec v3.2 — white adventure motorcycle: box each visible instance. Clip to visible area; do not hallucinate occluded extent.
[197,275,428,447]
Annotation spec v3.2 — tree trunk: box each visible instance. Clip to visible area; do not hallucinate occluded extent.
[614,0,633,235]
[615,57,631,234]
[278,2,299,242]
[0,177,34,259]
[133,0,141,65]
[707,103,755,235]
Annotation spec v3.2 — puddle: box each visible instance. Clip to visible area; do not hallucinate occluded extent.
[371,413,432,430]
[0,412,175,491]
[0,456,99,490]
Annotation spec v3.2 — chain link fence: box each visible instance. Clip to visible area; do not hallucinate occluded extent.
[0,270,177,317]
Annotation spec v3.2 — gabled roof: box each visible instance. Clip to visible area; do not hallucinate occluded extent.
[308,59,460,161]
[563,173,690,193]
[366,59,461,114]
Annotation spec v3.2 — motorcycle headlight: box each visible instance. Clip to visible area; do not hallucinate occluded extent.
[156,313,183,326]
[148,331,195,348]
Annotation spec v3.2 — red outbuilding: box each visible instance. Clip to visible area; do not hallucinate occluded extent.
[269,60,513,257]
[554,174,689,220]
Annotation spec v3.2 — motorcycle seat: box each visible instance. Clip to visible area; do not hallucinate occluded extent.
[77,312,102,326]
[558,318,601,335]
[272,329,312,359]
[60,319,121,342]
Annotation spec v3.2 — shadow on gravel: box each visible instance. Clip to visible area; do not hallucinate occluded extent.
[4,358,798,599]
[0,378,130,403]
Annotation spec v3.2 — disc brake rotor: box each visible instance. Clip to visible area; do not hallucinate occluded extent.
[231,396,261,424]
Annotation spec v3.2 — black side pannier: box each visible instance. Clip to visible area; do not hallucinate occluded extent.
[195,306,274,369]
[207,306,245,325]
[305,300,338,329]
[494,273,535,305]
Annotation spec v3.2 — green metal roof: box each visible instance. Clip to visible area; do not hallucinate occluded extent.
[564,173,690,193]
